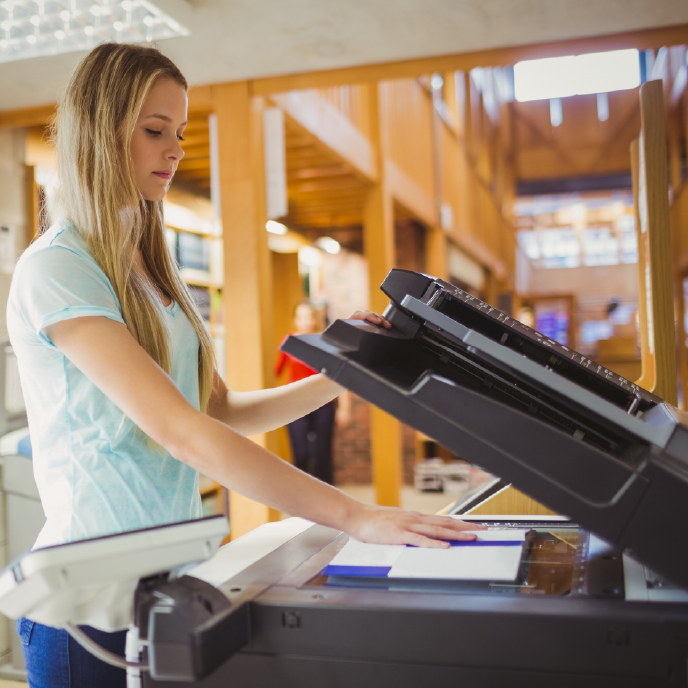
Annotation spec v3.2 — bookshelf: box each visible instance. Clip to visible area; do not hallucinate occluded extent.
[164,188,227,518]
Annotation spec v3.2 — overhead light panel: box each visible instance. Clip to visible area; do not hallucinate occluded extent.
[514,49,640,102]
[0,0,189,65]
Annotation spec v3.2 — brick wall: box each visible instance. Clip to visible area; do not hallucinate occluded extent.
[332,395,417,486]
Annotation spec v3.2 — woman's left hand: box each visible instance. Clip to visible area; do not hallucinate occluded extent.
[348,310,392,329]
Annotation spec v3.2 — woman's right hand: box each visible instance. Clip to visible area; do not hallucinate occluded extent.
[343,502,485,548]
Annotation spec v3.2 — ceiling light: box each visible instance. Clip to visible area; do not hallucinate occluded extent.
[298,246,323,268]
[316,237,341,254]
[514,49,640,102]
[266,220,288,235]
[0,0,188,63]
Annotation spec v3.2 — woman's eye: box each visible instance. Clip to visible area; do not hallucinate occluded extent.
[145,129,162,136]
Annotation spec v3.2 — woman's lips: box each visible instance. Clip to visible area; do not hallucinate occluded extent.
[153,171,171,179]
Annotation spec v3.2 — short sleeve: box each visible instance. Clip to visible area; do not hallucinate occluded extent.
[11,246,126,345]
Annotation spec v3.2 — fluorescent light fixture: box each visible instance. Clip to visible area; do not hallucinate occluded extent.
[597,92,609,122]
[514,49,640,102]
[315,237,341,254]
[0,0,189,65]
[266,220,288,235]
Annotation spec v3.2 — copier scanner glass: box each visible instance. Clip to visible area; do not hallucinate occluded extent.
[309,521,624,599]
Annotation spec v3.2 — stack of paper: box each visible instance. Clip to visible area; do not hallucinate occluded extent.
[323,530,528,582]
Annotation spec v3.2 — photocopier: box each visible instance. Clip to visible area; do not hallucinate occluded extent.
[1,269,688,688]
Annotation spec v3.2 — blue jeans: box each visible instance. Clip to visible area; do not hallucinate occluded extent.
[17,618,127,688]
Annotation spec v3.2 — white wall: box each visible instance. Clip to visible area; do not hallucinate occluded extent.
[0,128,27,341]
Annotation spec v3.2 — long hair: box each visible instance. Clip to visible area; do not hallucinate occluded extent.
[53,43,215,413]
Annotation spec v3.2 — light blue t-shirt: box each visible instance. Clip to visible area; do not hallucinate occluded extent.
[7,220,203,548]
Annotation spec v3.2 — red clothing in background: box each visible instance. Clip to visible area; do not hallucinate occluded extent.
[275,335,318,383]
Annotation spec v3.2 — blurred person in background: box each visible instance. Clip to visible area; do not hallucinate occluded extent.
[276,303,351,484]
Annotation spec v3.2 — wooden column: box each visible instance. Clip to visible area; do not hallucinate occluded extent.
[211,82,280,538]
[638,81,678,405]
[363,82,402,508]
[272,251,303,464]
[426,226,448,280]
[631,138,653,390]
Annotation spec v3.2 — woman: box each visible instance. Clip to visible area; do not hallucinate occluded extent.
[7,43,478,686]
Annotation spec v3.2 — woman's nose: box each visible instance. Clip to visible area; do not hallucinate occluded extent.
[167,137,184,161]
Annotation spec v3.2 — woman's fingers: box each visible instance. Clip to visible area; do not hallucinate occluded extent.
[409,522,478,542]
[349,310,392,329]
[404,531,452,548]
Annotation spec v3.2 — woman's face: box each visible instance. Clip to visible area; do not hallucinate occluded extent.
[294,304,317,335]
[130,77,187,202]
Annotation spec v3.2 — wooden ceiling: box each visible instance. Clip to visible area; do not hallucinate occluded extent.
[282,117,369,231]
[173,107,372,247]
[512,88,641,181]
[173,109,212,195]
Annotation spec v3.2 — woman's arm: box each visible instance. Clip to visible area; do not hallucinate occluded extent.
[208,371,342,436]
[208,310,388,436]
[46,315,481,547]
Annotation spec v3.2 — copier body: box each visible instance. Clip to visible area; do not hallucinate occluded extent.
[139,269,688,688]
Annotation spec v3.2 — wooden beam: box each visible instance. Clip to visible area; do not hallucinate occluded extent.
[290,177,365,194]
[271,90,378,182]
[187,84,213,112]
[0,103,56,128]
[362,82,402,508]
[250,25,688,95]
[211,81,281,538]
[289,165,350,179]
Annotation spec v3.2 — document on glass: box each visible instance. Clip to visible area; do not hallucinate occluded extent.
[323,529,528,579]
[388,529,527,581]
[323,539,406,577]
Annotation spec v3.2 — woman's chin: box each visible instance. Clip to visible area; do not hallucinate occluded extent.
[142,187,168,202]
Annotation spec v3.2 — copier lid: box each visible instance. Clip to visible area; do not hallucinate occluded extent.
[281,269,688,591]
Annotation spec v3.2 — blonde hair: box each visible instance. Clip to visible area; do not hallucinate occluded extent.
[53,43,215,412]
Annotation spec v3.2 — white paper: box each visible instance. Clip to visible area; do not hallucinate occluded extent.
[389,530,527,581]
[326,529,529,575]
[326,539,406,568]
